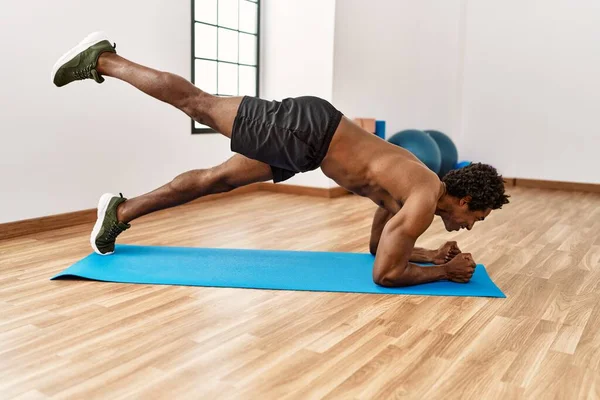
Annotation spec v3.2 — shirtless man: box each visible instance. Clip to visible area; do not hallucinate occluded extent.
[52,32,509,287]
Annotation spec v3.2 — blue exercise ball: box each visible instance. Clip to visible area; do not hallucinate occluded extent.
[388,129,442,174]
[424,130,458,178]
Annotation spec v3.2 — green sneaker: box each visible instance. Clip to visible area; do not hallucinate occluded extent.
[91,193,130,255]
[52,31,116,87]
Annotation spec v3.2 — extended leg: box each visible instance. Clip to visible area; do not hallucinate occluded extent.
[52,34,272,254]
[53,32,242,135]
[96,53,241,136]
[91,155,272,255]
[117,155,273,223]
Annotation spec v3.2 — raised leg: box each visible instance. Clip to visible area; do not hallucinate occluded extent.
[117,155,273,223]
[96,53,241,136]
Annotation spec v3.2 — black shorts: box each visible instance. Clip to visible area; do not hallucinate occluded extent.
[230,96,343,183]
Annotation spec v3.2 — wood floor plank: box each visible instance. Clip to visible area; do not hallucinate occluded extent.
[0,186,599,398]
[285,324,395,399]
[573,298,600,371]
[523,351,577,399]
[501,319,560,387]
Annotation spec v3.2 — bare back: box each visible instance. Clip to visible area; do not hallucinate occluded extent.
[321,117,442,214]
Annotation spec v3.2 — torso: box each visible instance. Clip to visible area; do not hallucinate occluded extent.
[320,117,442,215]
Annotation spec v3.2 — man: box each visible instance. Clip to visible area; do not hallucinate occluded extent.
[52,32,509,287]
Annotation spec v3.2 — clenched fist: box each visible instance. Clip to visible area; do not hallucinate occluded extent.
[433,241,461,265]
[444,253,476,283]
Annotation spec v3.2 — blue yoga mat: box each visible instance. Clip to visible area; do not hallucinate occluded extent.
[52,245,505,298]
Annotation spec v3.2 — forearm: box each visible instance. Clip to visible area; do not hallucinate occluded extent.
[409,247,435,263]
[377,263,447,287]
[371,242,435,263]
[372,198,439,287]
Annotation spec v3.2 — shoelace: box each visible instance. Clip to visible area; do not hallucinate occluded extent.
[72,64,93,80]
[105,223,122,241]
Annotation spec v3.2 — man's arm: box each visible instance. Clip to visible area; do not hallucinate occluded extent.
[369,207,393,255]
[372,197,447,287]
[369,207,437,263]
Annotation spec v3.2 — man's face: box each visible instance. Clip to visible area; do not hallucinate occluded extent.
[441,197,492,232]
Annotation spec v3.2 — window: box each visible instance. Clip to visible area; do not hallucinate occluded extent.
[191,0,260,133]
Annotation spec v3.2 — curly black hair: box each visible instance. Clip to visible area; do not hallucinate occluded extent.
[442,163,510,211]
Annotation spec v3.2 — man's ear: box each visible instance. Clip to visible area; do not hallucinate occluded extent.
[459,196,472,207]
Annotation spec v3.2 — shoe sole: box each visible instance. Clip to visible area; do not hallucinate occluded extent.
[90,193,116,256]
[51,31,110,85]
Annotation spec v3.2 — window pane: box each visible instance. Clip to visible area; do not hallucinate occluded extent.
[218,0,238,30]
[239,1,258,34]
[193,0,259,132]
[194,23,217,59]
[239,33,257,65]
[239,65,257,96]
[195,59,217,94]
[218,28,238,63]
[218,62,238,95]
[194,0,217,24]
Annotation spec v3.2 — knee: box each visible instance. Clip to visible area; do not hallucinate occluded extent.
[210,167,238,192]
[180,91,215,125]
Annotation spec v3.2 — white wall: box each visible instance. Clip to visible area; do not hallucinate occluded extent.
[1,0,343,224]
[0,0,235,224]
[333,0,600,184]
[460,0,600,183]
[5,1,599,224]
[259,0,337,188]
[332,0,464,142]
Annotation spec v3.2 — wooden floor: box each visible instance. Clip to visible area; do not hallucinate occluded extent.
[1,186,600,399]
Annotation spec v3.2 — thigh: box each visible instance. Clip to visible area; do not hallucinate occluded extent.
[214,154,273,187]
[206,96,244,138]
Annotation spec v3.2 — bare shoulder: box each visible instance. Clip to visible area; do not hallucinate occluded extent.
[382,156,441,202]
[383,166,439,234]
[385,191,437,238]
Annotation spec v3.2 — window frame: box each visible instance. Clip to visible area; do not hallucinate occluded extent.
[191,0,261,134]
